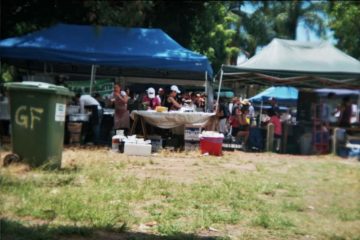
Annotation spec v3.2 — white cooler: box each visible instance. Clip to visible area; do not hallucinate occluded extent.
[124,143,152,156]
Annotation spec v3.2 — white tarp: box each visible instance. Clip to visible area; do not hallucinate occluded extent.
[130,110,215,129]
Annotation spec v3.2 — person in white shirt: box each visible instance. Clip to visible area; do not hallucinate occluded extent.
[75,93,102,145]
[77,94,102,113]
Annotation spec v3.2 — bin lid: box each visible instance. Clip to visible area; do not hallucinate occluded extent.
[6,81,74,97]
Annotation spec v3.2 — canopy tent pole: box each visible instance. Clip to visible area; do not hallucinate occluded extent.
[357,91,360,123]
[206,75,214,112]
[89,64,97,95]
[259,100,263,127]
[216,69,224,113]
[205,71,207,111]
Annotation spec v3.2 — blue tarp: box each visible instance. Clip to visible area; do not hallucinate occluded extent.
[0,23,213,78]
[249,86,298,104]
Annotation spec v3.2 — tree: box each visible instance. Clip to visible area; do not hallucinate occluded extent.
[328,2,360,60]
[262,1,327,40]
[189,2,239,72]
[230,1,276,58]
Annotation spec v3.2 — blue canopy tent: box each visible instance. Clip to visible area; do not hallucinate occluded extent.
[249,86,298,105]
[249,86,298,120]
[0,23,213,94]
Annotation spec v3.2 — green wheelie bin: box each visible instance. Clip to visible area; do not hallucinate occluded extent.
[6,81,73,169]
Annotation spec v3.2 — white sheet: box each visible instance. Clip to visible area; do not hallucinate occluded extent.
[130,110,215,129]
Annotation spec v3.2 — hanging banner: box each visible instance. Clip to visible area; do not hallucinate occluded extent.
[65,79,113,97]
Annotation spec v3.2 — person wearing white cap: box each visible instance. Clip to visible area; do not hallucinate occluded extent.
[165,85,182,111]
[142,87,161,110]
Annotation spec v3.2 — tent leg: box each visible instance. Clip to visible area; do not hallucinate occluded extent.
[215,69,224,113]
[205,71,214,112]
[90,64,97,95]
[204,71,207,111]
[259,100,263,127]
[357,91,360,123]
[207,78,214,112]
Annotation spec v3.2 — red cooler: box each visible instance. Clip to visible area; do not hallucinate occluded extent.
[200,136,224,156]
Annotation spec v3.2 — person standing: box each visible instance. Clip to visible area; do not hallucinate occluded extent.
[75,93,102,145]
[216,98,229,134]
[321,92,337,127]
[111,83,130,134]
[268,109,282,152]
[142,87,161,110]
[165,85,182,111]
[157,87,166,106]
[338,96,352,128]
[268,97,280,116]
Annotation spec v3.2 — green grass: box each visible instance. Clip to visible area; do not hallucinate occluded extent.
[1,149,359,239]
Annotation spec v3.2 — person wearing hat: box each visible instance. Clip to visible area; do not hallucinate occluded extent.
[142,87,161,110]
[242,98,255,123]
[165,85,182,111]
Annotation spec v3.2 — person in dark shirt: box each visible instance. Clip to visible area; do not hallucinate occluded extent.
[216,98,229,134]
[165,85,182,111]
[339,96,352,128]
[268,97,280,116]
[157,88,166,106]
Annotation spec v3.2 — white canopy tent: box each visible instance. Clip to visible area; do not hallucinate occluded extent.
[220,38,360,89]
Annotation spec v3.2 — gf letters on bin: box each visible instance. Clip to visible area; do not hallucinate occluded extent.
[15,106,44,130]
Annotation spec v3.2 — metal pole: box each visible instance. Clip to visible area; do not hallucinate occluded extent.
[259,100,263,127]
[357,91,360,123]
[89,64,96,95]
[216,69,223,113]
[204,71,207,111]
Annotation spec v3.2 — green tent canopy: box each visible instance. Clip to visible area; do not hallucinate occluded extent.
[221,38,360,89]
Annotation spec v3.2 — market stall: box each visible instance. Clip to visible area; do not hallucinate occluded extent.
[0,23,215,147]
[220,38,360,155]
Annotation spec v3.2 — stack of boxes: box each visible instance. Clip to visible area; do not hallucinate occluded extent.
[184,124,202,151]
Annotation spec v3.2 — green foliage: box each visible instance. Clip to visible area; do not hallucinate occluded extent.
[328,2,360,60]
[192,2,240,72]
[251,1,327,40]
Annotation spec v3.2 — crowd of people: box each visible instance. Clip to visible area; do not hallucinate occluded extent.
[213,97,283,151]
[71,84,207,144]
[71,83,357,151]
